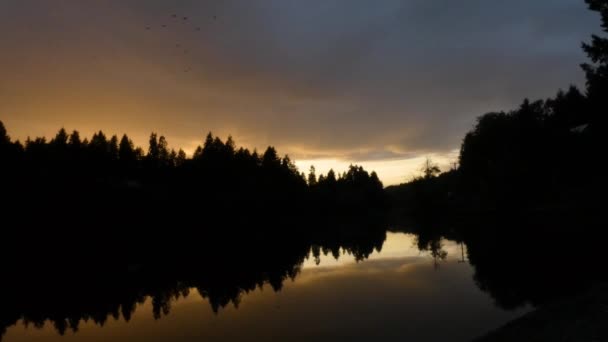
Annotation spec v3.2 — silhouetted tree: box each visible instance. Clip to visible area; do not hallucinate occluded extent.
[308,166,317,187]
[421,158,441,179]
[158,136,170,165]
[262,146,280,168]
[582,0,608,106]
[0,120,9,145]
[109,135,119,161]
[51,128,68,147]
[193,146,203,160]
[225,136,236,155]
[176,149,186,166]
[68,130,82,149]
[118,134,136,163]
[148,133,159,161]
[326,169,337,184]
[89,131,109,160]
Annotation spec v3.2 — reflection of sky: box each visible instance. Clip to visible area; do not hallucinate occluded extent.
[302,232,465,269]
[4,233,526,342]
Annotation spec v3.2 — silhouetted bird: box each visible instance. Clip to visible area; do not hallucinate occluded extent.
[213,16,217,20]
[183,17,188,20]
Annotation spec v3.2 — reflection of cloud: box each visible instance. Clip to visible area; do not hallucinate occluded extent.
[4,232,524,342]
[297,257,426,286]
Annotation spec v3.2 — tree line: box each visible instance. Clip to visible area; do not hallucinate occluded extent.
[0,122,386,260]
[388,0,606,215]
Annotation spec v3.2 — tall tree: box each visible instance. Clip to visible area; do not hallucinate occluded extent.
[193,146,203,160]
[308,166,317,186]
[262,146,280,168]
[0,120,9,145]
[176,149,187,166]
[148,133,159,160]
[326,169,337,184]
[422,158,441,179]
[158,136,170,164]
[51,128,68,147]
[370,171,382,188]
[202,132,214,155]
[109,135,119,161]
[119,134,135,163]
[225,136,236,155]
[582,0,608,101]
[68,130,82,149]
[89,131,108,157]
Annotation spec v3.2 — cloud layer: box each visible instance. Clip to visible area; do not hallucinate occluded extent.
[0,0,600,165]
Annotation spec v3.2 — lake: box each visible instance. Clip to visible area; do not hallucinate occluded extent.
[1,232,529,342]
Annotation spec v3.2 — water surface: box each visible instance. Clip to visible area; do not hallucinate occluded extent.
[2,233,528,342]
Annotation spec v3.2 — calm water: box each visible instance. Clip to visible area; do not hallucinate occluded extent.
[1,232,529,342]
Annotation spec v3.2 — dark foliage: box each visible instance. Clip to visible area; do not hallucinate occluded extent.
[0,123,387,339]
[0,218,387,339]
[388,0,606,215]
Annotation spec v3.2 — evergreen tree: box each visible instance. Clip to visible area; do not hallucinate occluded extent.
[582,0,608,102]
[326,169,337,184]
[262,146,280,168]
[89,131,109,160]
[51,128,68,147]
[193,146,203,160]
[308,166,317,186]
[0,120,9,145]
[148,133,159,161]
[158,136,170,164]
[119,134,135,163]
[176,149,187,166]
[109,135,119,161]
[68,130,82,149]
[225,136,236,155]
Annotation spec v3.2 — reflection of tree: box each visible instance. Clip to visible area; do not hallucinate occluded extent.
[415,235,448,269]
[398,218,451,269]
[458,242,466,263]
[429,240,448,269]
[394,211,606,313]
[462,213,606,311]
[0,218,387,339]
[0,118,391,339]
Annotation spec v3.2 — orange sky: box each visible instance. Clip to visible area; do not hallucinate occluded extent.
[0,0,596,185]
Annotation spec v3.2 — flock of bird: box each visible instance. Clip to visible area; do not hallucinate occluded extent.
[145,13,218,73]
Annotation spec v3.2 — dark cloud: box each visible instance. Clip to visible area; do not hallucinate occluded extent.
[0,0,600,162]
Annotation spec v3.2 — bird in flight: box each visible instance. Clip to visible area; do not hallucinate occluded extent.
[143,12,219,73]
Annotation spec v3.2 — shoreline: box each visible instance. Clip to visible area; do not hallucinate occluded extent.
[474,283,608,341]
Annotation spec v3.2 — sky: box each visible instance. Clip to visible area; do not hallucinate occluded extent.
[0,0,600,185]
